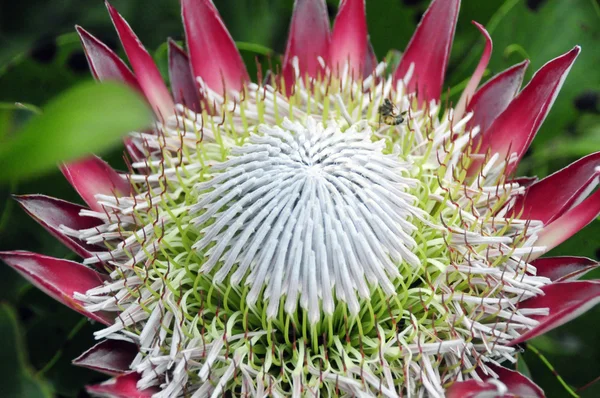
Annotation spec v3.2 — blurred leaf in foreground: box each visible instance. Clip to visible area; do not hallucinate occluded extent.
[0,303,53,398]
[0,81,153,182]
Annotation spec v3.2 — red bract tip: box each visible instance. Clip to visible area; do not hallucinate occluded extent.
[447,365,544,398]
[76,26,142,92]
[86,372,158,397]
[105,1,175,119]
[73,340,139,376]
[513,281,600,345]
[466,59,529,135]
[532,256,599,282]
[394,0,461,105]
[13,194,103,260]
[181,0,249,95]
[454,21,493,120]
[0,251,112,325]
[283,0,331,82]
[535,187,600,254]
[61,155,131,213]
[511,151,600,224]
[168,39,202,112]
[330,0,368,78]
[475,46,581,175]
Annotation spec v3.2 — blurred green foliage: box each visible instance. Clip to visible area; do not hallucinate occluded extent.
[0,82,153,181]
[0,0,599,396]
[0,303,53,398]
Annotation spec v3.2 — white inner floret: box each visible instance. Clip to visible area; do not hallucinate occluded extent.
[191,117,421,322]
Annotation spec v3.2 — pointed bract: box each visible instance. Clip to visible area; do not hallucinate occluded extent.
[447,365,544,398]
[283,0,331,80]
[467,60,529,135]
[0,251,111,325]
[511,152,600,223]
[86,372,158,398]
[76,26,142,92]
[14,195,103,259]
[61,156,131,213]
[532,256,599,282]
[454,21,492,120]
[535,188,600,254]
[124,137,147,164]
[394,0,460,104]
[168,39,201,112]
[363,37,377,77]
[181,0,249,94]
[446,379,499,398]
[475,46,580,175]
[513,281,600,345]
[106,1,174,119]
[73,340,138,376]
[330,0,368,77]
[488,365,544,398]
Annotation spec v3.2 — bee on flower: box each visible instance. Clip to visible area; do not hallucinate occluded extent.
[378,98,405,126]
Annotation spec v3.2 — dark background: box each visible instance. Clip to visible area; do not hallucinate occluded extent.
[0,0,599,396]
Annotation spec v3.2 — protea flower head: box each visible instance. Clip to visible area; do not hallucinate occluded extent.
[2,0,600,396]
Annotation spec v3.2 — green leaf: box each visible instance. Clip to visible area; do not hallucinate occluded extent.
[0,81,153,182]
[517,353,532,379]
[235,41,274,56]
[0,303,53,398]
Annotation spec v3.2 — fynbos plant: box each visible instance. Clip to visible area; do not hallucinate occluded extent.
[2,0,600,396]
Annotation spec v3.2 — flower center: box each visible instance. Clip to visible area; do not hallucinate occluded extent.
[192,117,421,323]
[72,62,552,396]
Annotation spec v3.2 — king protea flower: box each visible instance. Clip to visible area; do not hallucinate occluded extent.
[2,0,599,396]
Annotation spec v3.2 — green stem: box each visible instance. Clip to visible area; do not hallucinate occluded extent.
[527,344,579,398]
